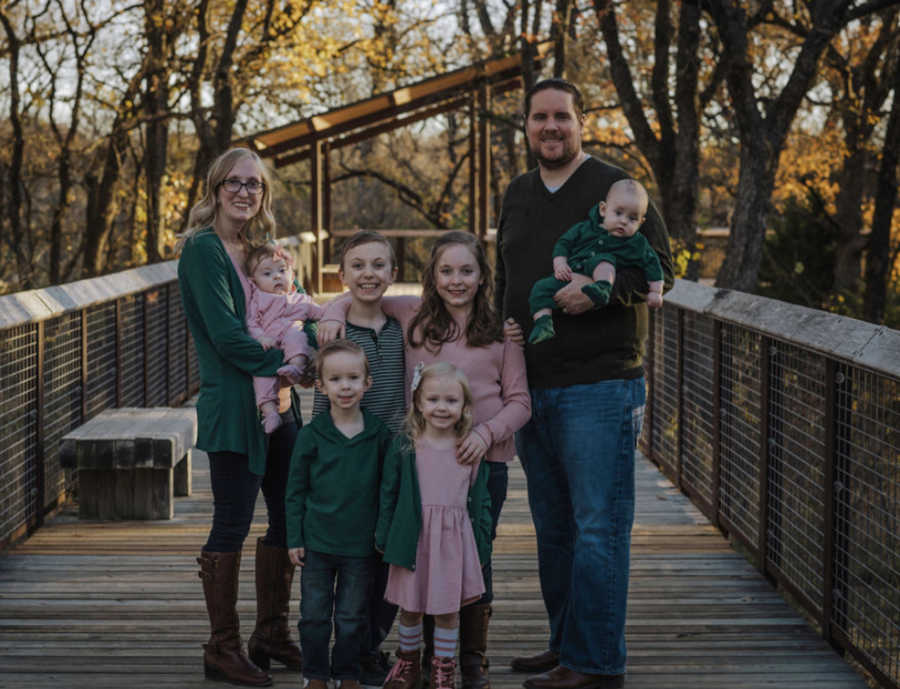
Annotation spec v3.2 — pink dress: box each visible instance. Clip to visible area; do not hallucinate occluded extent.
[383,439,486,615]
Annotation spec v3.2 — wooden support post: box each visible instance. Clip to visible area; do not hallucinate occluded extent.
[81,309,89,422]
[323,140,332,265]
[142,292,149,407]
[115,299,123,407]
[35,321,46,527]
[468,94,477,235]
[477,83,491,241]
[711,320,722,529]
[310,140,324,294]
[757,337,772,567]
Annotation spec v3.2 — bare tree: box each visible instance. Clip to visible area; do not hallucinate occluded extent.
[707,0,900,291]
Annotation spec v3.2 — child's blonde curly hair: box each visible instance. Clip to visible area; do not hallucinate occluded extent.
[404,362,473,441]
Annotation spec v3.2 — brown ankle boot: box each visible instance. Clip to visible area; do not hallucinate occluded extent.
[384,648,422,689]
[430,656,457,689]
[247,538,302,671]
[459,604,491,689]
[198,550,273,686]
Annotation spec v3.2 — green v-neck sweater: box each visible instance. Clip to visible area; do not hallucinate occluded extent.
[178,229,284,475]
[495,157,675,389]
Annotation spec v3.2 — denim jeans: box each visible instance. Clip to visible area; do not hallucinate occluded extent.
[204,414,298,551]
[301,550,373,681]
[361,555,397,656]
[474,460,508,605]
[515,378,645,676]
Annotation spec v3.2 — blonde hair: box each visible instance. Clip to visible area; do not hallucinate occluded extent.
[177,148,276,253]
[404,362,473,441]
[316,339,370,381]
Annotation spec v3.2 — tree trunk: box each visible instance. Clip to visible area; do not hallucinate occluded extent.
[864,57,900,324]
[832,147,869,293]
[143,0,170,264]
[715,144,776,292]
[0,12,31,287]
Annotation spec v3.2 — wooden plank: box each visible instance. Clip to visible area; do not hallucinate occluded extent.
[0,397,874,689]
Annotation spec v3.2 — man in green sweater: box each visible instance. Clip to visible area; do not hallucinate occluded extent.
[494,79,674,689]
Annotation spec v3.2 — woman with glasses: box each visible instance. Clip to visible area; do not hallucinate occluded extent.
[178,147,305,687]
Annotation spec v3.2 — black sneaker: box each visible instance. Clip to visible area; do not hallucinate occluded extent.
[360,651,393,687]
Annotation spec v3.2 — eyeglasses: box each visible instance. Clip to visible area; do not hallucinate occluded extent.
[219,178,265,195]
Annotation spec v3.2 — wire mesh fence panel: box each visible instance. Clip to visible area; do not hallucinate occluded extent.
[41,313,83,506]
[681,312,716,510]
[719,324,762,551]
[119,294,145,407]
[765,341,827,616]
[0,326,38,543]
[650,306,679,476]
[168,287,187,403]
[84,303,117,419]
[144,289,169,407]
[832,365,899,686]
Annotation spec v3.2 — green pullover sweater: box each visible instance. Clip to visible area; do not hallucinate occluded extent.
[495,157,674,389]
[286,409,393,557]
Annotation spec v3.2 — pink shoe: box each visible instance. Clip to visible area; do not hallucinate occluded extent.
[384,648,421,689]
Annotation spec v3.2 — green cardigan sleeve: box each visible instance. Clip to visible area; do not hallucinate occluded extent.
[467,460,492,566]
[285,426,316,550]
[552,219,591,259]
[375,436,404,552]
[179,232,283,376]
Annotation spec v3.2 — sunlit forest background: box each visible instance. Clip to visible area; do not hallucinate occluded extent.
[1,0,898,326]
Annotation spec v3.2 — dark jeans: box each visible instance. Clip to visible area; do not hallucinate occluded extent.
[362,556,398,657]
[300,550,373,681]
[204,413,298,552]
[516,378,645,675]
[473,460,508,605]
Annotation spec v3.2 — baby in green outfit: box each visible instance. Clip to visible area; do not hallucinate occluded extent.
[528,178,664,344]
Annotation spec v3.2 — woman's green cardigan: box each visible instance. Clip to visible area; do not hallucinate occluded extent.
[374,435,492,571]
[177,229,284,475]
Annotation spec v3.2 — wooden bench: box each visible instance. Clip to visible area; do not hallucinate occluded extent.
[60,407,196,520]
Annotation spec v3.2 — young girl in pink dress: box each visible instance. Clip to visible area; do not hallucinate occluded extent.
[375,362,491,689]
[320,231,531,689]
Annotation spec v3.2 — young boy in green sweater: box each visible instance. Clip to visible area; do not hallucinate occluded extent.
[286,339,393,689]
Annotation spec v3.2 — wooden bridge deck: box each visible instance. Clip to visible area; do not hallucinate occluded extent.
[0,402,869,688]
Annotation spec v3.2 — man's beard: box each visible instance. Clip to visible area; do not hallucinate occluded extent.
[531,136,580,169]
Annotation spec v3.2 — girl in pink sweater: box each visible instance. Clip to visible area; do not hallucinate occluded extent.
[320,231,530,689]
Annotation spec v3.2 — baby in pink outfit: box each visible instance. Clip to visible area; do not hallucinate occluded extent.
[245,244,324,433]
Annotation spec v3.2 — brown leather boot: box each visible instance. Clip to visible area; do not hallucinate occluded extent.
[384,648,422,689]
[247,538,302,671]
[198,550,273,686]
[459,604,491,689]
[430,655,457,689]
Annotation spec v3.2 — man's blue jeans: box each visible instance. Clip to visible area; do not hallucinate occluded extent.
[300,550,373,681]
[515,378,645,676]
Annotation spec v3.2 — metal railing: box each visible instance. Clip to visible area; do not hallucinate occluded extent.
[644,279,899,689]
[0,261,199,546]
[0,237,313,548]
